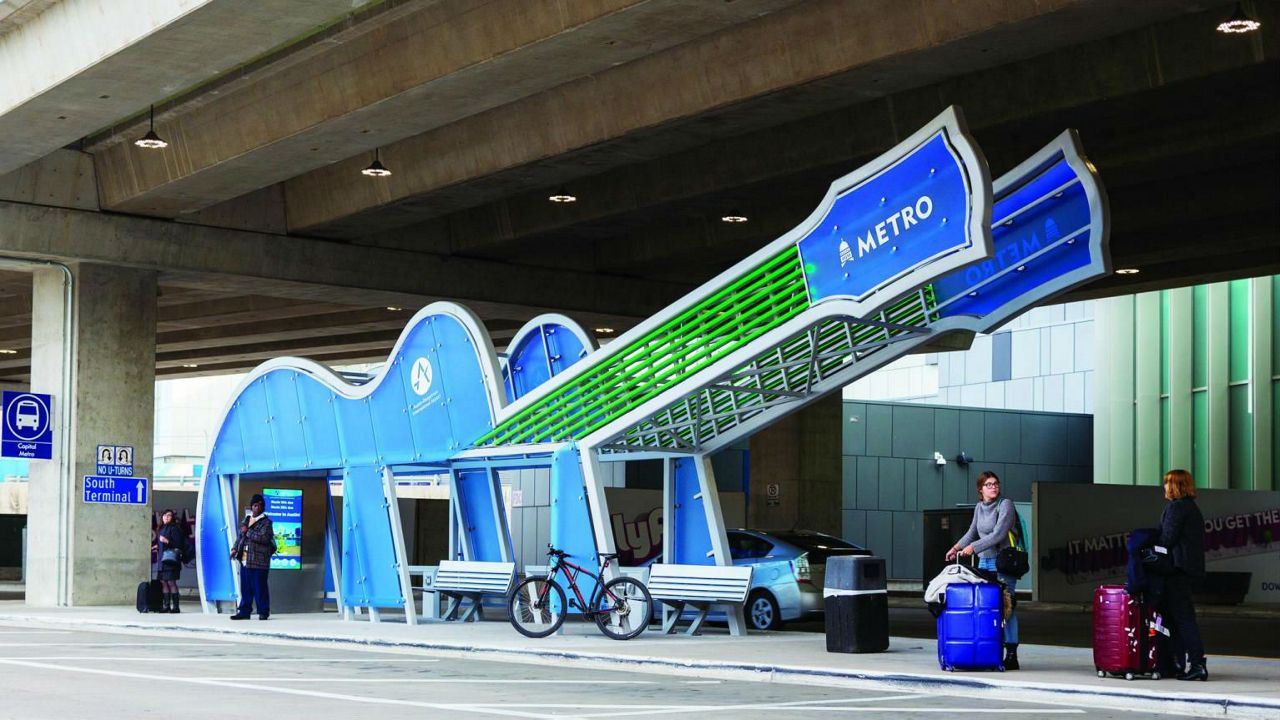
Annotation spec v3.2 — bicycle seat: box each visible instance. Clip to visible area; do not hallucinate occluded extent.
[597,552,619,560]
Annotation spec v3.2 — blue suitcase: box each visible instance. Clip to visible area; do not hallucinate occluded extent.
[938,583,1004,671]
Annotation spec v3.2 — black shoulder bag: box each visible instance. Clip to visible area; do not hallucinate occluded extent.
[996,507,1030,578]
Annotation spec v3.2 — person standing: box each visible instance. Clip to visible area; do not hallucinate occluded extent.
[155,509,187,613]
[229,494,276,620]
[1158,469,1208,681]
[946,471,1021,669]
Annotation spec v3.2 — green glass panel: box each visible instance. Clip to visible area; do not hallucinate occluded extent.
[1273,276,1280,368]
[1191,285,1207,389]
[1228,280,1250,384]
[479,248,811,445]
[1274,381,1280,492]
[1160,396,1170,473]
[1160,291,1170,396]
[1228,384,1252,490]
[1192,390,1208,488]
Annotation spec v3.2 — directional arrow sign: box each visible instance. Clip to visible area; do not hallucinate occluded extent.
[82,475,149,506]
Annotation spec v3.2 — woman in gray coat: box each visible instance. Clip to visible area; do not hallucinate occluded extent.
[946,471,1021,669]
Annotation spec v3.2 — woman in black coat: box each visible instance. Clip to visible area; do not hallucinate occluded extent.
[155,509,188,613]
[1158,469,1207,681]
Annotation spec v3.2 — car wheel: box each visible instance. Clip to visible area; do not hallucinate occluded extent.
[746,590,781,631]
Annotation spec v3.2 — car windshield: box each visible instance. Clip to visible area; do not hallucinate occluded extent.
[769,532,866,564]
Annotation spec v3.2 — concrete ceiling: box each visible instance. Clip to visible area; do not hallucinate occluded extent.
[0,0,1276,380]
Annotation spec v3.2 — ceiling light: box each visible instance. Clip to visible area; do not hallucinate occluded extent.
[0,349,16,355]
[385,306,403,311]
[361,148,392,177]
[1217,3,1261,33]
[134,105,168,150]
[181,363,199,368]
[721,213,748,223]
[594,327,615,334]
[548,187,577,203]
[1116,268,1140,275]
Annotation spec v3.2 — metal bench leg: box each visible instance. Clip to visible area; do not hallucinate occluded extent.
[684,602,710,636]
[442,594,462,621]
[661,601,685,635]
[458,595,482,623]
[723,602,748,637]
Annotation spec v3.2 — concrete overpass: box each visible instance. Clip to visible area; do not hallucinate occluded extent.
[1,0,1275,605]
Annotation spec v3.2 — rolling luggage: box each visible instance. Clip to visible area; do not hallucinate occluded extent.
[1093,584,1161,680]
[136,578,162,613]
[136,551,163,613]
[938,582,1004,671]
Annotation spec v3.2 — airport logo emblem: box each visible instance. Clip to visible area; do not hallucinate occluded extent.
[410,357,434,396]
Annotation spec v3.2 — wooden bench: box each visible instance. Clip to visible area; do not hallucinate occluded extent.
[647,563,752,635]
[434,560,516,622]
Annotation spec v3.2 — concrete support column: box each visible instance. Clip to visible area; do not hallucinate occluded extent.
[27,263,157,606]
[747,394,841,534]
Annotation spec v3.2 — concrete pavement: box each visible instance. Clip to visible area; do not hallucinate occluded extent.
[0,602,1276,720]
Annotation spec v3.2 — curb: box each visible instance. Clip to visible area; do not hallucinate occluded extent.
[1,614,1276,720]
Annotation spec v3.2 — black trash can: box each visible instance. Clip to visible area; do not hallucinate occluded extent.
[824,555,889,653]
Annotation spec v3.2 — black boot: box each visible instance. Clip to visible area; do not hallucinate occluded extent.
[1004,643,1020,670]
[169,593,181,613]
[160,594,171,613]
[1179,660,1208,681]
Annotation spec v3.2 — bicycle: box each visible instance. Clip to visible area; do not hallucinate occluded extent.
[508,544,653,640]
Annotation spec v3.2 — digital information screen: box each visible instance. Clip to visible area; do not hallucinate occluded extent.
[264,488,302,570]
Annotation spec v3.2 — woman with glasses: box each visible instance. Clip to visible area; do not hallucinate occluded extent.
[945,471,1021,669]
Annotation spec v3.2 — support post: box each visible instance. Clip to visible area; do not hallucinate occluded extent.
[381,467,417,626]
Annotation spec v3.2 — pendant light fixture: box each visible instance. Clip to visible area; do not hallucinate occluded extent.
[134,105,168,150]
[1217,2,1261,33]
[362,148,392,177]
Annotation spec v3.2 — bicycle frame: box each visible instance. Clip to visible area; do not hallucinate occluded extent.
[540,554,618,615]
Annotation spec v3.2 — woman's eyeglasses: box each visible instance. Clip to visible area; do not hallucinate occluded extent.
[982,481,1000,488]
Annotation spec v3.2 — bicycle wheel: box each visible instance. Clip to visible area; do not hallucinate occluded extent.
[593,576,652,640]
[509,577,566,638]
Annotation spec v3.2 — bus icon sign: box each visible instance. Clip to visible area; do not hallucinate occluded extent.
[1,391,53,460]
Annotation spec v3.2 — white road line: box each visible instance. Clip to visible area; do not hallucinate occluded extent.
[0,642,229,648]
[0,631,72,635]
[493,695,931,719]
[0,656,443,662]
[199,678,657,684]
[682,680,722,684]
[0,658,562,720]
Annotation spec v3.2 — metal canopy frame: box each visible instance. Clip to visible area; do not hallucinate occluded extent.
[598,288,935,455]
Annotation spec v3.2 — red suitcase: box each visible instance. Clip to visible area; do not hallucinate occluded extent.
[1092,585,1161,680]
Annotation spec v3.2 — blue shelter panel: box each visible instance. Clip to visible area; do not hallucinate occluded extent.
[207,414,246,477]
[454,468,508,562]
[367,361,415,467]
[431,317,496,451]
[334,398,379,468]
[545,326,587,377]
[393,314,496,462]
[550,446,598,612]
[197,474,235,601]
[340,465,403,608]
[294,377,343,469]
[262,371,308,470]
[504,331,551,403]
[671,457,713,565]
[234,380,276,473]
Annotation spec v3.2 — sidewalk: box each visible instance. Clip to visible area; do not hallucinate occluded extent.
[1,602,1277,719]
